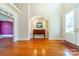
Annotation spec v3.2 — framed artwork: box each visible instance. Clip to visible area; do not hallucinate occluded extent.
[36,22,43,28]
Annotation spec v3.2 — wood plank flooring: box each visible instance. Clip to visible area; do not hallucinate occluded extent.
[0,39,79,56]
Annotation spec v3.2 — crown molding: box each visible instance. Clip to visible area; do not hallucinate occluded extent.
[9,3,21,13]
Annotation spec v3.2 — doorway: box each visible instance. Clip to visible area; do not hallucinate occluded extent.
[29,16,49,39]
[0,13,14,47]
[64,5,79,47]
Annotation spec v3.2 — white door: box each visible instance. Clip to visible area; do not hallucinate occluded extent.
[64,10,76,45]
[74,6,79,46]
[64,5,79,46]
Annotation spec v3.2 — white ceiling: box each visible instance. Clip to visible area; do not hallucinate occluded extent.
[14,3,28,9]
[14,3,62,13]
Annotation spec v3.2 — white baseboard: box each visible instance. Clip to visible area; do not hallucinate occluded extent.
[15,36,64,42]
[49,37,63,40]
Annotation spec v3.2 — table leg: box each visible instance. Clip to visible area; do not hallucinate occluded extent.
[44,34,45,39]
[33,34,34,39]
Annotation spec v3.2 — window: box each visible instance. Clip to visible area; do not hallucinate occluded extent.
[65,10,74,33]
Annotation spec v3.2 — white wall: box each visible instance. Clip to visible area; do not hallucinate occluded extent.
[29,3,62,40]
[16,3,62,40]
[17,4,28,40]
[0,3,19,42]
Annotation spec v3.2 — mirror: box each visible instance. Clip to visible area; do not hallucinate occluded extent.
[36,22,43,28]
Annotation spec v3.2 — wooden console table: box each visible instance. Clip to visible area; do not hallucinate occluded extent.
[33,29,45,38]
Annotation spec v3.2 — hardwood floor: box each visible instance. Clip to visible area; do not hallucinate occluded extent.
[0,39,79,56]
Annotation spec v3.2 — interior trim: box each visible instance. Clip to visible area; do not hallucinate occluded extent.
[10,3,21,13]
[62,40,79,51]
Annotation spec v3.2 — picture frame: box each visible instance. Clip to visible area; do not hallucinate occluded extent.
[36,22,43,28]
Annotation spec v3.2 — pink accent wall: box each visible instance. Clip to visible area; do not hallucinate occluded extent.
[0,21,1,34]
[0,21,13,35]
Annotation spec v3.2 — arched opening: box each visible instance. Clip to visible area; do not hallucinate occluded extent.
[29,16,49,39]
